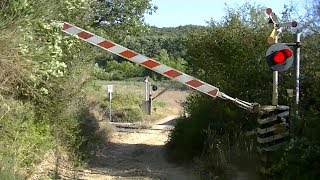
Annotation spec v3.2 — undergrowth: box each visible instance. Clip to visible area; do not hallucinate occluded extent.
[166,93,259,178]
[0,97,53,178]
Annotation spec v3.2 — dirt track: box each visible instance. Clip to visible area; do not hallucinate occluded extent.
[78,116,201,180]
[29,89,202,179]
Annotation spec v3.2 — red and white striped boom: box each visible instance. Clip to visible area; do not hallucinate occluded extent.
[60,22,256,112]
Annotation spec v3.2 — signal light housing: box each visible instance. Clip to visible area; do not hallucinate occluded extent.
[152,85,158,91]
[266,43,293,72]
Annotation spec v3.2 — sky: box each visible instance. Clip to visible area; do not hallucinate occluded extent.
[144,0,310,27]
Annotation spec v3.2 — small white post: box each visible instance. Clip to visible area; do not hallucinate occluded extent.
[144,77,149,101]
[107,85,113,121]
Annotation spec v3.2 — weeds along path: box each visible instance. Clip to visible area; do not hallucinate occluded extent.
[78,116,201,180]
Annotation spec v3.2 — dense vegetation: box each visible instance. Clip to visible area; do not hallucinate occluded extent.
[165,2,320,179]
[0,0,156,178]
[1,0,319,179]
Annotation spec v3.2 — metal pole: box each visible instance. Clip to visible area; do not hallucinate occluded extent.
[293,33,301,134]
[148,94,152,115]
[272,36,279,105]
[144,77,149,101]
[148,83,152,115]
[109,92,112,122]
[272,72,278,105]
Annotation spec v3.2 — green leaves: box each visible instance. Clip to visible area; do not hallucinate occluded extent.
[103,60,144,80]
[166,4,278,169]
[0,0,158,177]
[156,49,187,72]
[271,138,320,179]
[186,21,273,103]
[92,0,156,41]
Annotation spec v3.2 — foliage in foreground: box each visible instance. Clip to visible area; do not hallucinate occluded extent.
[0,98,53,179]
[0,0,155,178]
[270,138,320,179]
[270,75,320,179]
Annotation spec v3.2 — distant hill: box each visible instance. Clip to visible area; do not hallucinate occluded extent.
[148,25,209,37]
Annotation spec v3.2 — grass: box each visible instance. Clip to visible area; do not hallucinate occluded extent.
[0,98,54,178]
[0,77,187,178]
[83,79,173,123]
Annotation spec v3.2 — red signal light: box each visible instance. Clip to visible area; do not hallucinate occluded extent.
[282,49,292,57]
[273,52,286,63]
[273,49,292,64]
[266,8,272,15]
[291,21,298,27]
[266,43,294,71]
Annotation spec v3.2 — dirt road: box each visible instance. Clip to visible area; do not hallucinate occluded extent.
[78,116,201,180]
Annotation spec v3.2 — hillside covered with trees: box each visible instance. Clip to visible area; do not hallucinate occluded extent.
[1,0,320,179]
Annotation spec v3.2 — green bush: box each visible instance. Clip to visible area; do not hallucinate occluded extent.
[51,105,98,163]
[93,60,145,81]
[270,72,320,179]
[0,98,53,177]
[166,93,255,161]
[32,63,102,164]
[166,116,207,161]
[110,92,143,123]
[120,107,143,123]
[166,5,273,175]
[75,106,101,161]
[103,61,144,80]
[270,138,320,180]
[93,67,111,80]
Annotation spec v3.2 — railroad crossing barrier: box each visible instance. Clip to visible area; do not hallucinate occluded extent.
[56,21,297,177]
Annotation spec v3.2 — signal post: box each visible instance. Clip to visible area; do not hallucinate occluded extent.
[258,8,301,175]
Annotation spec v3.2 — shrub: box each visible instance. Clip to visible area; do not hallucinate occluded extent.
[93,67,111,80]
[110,92,143,123]
[102,61,144,80]
[0,156,20,180]
[166,116,207,161]
[271,72,320,179]
[93,60,145,81]
[270,138,320,180]
[166,93,255,161]
[120,107,143,123]
[32,63,102,164]
[0,97,53,177]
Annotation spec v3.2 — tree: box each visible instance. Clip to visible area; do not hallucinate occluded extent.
[300,0,320,33]
[92,0,157,42]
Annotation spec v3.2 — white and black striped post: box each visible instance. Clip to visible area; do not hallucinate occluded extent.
[257,106,290,174]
